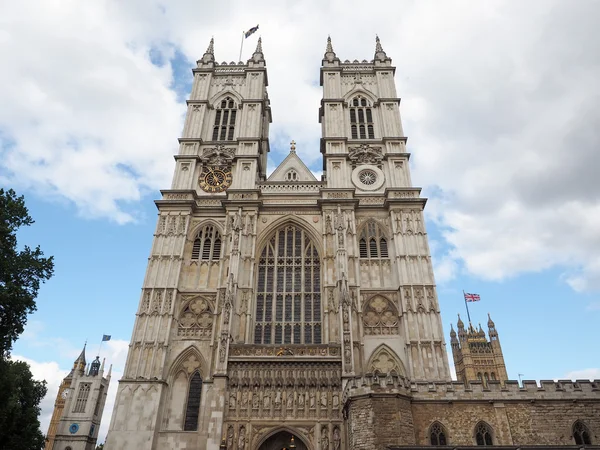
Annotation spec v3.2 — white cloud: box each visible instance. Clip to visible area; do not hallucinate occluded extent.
[2,0,600,291]
[586,301,600,311]
[12,339,129,445]
[563,368,600,381]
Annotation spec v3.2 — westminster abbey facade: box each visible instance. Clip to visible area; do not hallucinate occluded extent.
[103,37,600,450]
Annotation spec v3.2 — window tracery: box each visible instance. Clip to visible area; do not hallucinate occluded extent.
[191,225,222,261]
[367,345,405,375]
[212,97,237,141]
[177,296,213,338]
[359,221,389,259]
[285,169,298,181]
[573,421,592,445]
[475,422,493,446]
[429,422,448,446]
[254,225,321,344]
[350,95,375,140]
[362,296,398,335]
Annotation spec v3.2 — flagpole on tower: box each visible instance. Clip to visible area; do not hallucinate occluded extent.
[239,31,244,62]
[463,290,472,323]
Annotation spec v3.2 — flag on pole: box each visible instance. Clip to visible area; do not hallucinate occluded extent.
[245,25,259,38]
[102,335,112,341]
[464,292,481,302]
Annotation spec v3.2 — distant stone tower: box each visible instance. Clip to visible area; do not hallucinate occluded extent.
[46,345,87,450]
[51,346,111,450]
[450,313,508,384]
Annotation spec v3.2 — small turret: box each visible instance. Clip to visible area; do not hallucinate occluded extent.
[69,343,87,377]
[89,356,101,376]
[450,324,459,348]
[250,36,264,63]
[324,35,338,62]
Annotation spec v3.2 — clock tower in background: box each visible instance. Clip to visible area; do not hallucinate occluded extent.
[47,344,112,450]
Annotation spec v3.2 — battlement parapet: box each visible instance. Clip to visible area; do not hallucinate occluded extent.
[343,376,600,404]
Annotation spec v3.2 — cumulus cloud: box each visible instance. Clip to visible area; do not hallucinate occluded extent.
[563,368,600,381]
[2,0,600,290]
[12,339,129,445]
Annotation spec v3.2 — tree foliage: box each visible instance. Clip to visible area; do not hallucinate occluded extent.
[0,188,54,449]
[0,359,47,450]
[0,188,54,358]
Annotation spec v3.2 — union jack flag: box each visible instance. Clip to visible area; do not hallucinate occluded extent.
[245,25,259,38]
[464,292,481,302]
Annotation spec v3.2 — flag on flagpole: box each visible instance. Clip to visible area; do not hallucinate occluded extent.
[244,25,259,38]
[464,292,481,302]
[102,335,112,341]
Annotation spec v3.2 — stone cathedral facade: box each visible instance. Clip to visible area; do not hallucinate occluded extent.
[104,38,600,450]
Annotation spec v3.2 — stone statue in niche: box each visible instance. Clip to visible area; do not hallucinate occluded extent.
[332,392,339,409]
[229,392,236,409]
[275,390,282,408]
[325,214,333,234]
[321,426,330,449]
[309,390,316,408]
[227,425,234,448]
[241,390,249,407]
[298,392,305,408]
[263,390,271,409]
[238,426,246,450]
[320,391,327,408]
[333,426,341,450]
[286,390,294,409]
[252,391,259,409]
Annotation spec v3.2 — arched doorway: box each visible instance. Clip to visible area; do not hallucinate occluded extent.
[257,431,309,450]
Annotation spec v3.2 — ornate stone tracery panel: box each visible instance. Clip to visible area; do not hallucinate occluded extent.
[362,295,399,335]
[366,345,406,376]
[177,295,214,338]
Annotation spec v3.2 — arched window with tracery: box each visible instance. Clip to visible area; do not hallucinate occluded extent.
[429,422,448,446]
[254,225,321,344]
[183,371,203,431]
[359,221,389,259]
[573,421,592,445]
[350,95,375,140]
[286,169,298,181]
[475,422,493,446]
[212,97,237,141]
[191,225,222,261]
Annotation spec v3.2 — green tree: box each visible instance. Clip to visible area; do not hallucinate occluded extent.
[0,188,54,449]
[0,188,54,357]
[0,359,47,450]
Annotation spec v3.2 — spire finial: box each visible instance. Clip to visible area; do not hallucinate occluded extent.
[290,140,296,153]
[375,35,383,52]
[255,36,262,54]
[326,35,334,53]
[198,37,215,65]
[206,37,214,55]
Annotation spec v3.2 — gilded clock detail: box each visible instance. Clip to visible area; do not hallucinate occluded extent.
[199,166,233,193]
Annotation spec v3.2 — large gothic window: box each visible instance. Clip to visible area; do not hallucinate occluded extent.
[191,225,221,261]
[212,97,237,141]
[429,422,448,446]
[573,421,592,445]
[183,371,203,431]
[475,422,493,446]
[359,221,389,259]
[350,95,375,140]
[254,225,321,344]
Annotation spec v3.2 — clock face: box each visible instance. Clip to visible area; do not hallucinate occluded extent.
[61,389,70,399]
[199,167,232,193]
[69,423,79,434]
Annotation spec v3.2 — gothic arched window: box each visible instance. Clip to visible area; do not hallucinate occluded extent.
[183,371,203,431]
[573,421,592,445]
[212,97,237,141]
[350,95,375,140]
[191,225,222,261]
[286,169,298,181]
[429,422,448,446]
[359,221,389,259]
[475,422,493,446]
[254,225,321,344]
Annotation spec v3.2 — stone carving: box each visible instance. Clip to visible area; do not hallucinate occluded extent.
[202,144,235,167]
[177,296,213,338]
[228,344,339,357]
[362,296,399,335]
[368,345,405,375]
[229,392,236,409]
[321,426,329,449]
[227,425,234,447]
[333,426,341,450]
[348,144,383,167]
[238,425,246,450]
[182,355,200,374]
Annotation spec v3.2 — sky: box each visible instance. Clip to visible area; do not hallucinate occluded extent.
[1,0,599,444]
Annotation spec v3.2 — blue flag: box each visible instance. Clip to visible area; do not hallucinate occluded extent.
[245,25,259,38]
[102,335,111,341]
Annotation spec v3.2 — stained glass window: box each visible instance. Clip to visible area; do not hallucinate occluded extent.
[254,225,322,344]
[573,421,592,445]
[430,422,447,445]
[475,422,493,446]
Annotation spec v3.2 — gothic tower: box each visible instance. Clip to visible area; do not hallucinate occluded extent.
[104,36,449,450]
[46,344,87,450]
[51,349,111,450]
[450,314,508,385]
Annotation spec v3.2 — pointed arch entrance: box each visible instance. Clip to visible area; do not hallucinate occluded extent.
[257,429,310,450]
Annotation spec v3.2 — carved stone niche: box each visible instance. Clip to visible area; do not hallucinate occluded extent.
[176,295,214,338]
[362,295,399,335]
